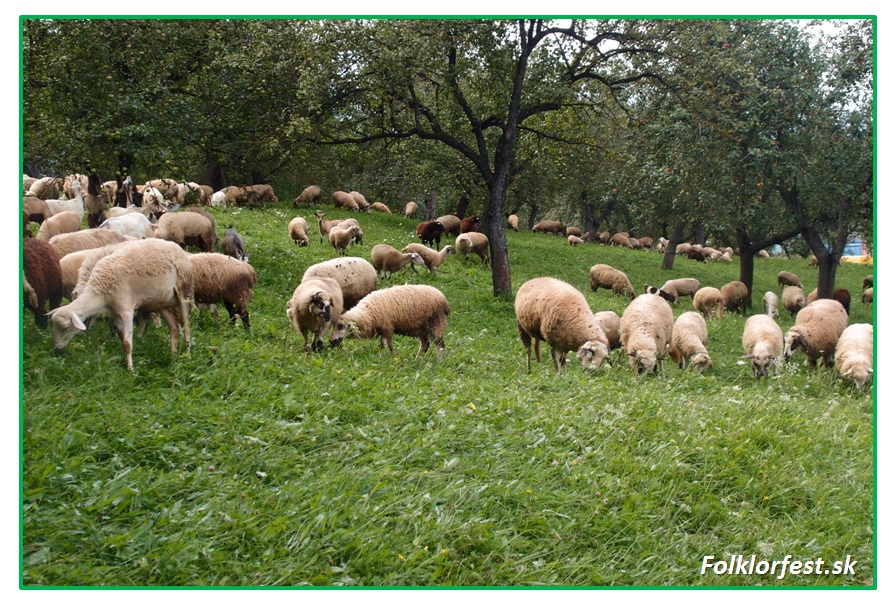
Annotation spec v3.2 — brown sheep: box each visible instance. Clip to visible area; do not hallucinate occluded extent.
[416,220,445,250]
[460,215,480,233]
[720,281,749,314]
[23,238,64,327]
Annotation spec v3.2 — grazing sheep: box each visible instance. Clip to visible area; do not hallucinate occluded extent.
[404,201,419,218]
[720,281,750,314]
[294,185,321,207]
[401,243,456,274]
[328,224,361,256]
[221,224,247,261]
[514,277,610,373]
[783,299,849,368]
[507,214,519,231]
[156,211,217,252]
[455,232,490,266]
[566,226,582,238]
[287,276,344,351]
[619,293,674,376]
[330,284,450,360]
[35,210,82,242]
[609,233,634,249]
[315,212,347,244]
[23,238,63,327]
[741,314,784,379]
[782,286,807,317]
[49,229,134,258]
[332,190,360,211]
[656,237,669,253]
[460,215,480,233]
[637,237,653,249]
[863,275,873,290]
[369,202,391,213]
[675,243,692,255]
[808,256,819,267]
[588,264,635,299]
[686,249,706,262]
[245,183,277,207]
[27,176,63,200]
[659,278,700,302]
[289,216,310,246]
[416,220,446,250]
[862,287,873,306]
[210,190,228,208]
[692,286,724,320]
[567,235,585,246]
[627,237,643,250]
[757,249,770,258]
[832,288,851,315]
[531,219,566,236]
[644,285,677,304]
[23,196,51,225]
[371,244,425,279]
[98,212,157,239]
[190,253,257,329]
[595,231,611,244]
[349,191,371,212]
[436,215,462,237]
[668,311,712,373]
[777,270,802,289]
[48,239,194,372]
[834,323,873,390]
[762,291,780,319]
[594,310,621,351]
[302,257,378,310]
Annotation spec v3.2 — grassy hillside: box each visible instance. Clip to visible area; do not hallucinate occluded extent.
[22,201,874,586]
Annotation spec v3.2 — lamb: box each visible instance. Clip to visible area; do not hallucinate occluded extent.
[48,238,194,372]
[834,323,873,390]
[720,280,750,314]
[692,286,724,320]
[332,190,361,211]
[328,224,362,256]
[401,243,456,274]
[862,287,873,306]
[777,270,802,289]
[416,220,446,250]
[98,212,157,239]
[619,293,674,376]
[210,190,228,208]
[330,284,450,360]
[567,235,585,247]
[370,202,392,213]
[371,244,425,279]
[782,286,807,317]
[189,252,258,329]
[594,310,621,351]
[668,311,713,373]
[741,314,784,379]
[659,278,700,302]
[762,291,780,319]
[293,185,321,207]
[404,201,419,218]
[455,232,490,266]
[460,215,480,233]
[156,211,217,252]
[23,238,63,327]
[286,276,344,351]
[514,277,610,373]
[302,257,378,310]
[531,220,566,236]
[783,299,849,368]
[507,214,519,231]
[832,288,851,315]
[289,216,310,246]
[221,224,247,261]
[35,210,82,241]
[49,229,135,258]
[588,264,635,299]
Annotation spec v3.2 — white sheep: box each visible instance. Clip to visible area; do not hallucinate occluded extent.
[60,242,131,300]
[692,286,723,320]
[404,201,418,218]
[619,293,674,376]
[862,287,873,306]
[302,257,378,310]
[588,264,635,299]
[762,291,780,319]
[594,310,621,351]
[210,190,228,208]
[454,232,490,266]
[514,277,610,373]
[289,216,310,246]
[668,311,712,373]
[49,229,135,258]
[371,244,425,279]
[330,284,450,359]
[332,190,361,211]
[834,323,873,390]
[507,214,519,232]
[370,202,391,213]
[156,211,217,252]
[190,253,258,329]
[287,276,344,351]
[48,238,193,372]
[567,234,585,247]
[98,212,157,239]
[35,210,82,241]
[401,243,456,274]
[784,299,849,368]
[781,285,807,318]
[741,314,784,379]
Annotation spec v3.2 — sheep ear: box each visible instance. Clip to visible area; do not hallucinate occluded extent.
[71,314,87,331]
[739,354,754,359]
[843,370,853,377]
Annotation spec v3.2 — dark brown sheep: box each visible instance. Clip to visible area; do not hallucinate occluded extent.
[416,220,445,250]
[460,215,479,234]
[686,249,706,262]
[23,238,64,327]
[832,289,851,315]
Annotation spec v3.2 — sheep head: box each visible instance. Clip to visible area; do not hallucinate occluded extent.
[330,319,359,347]
[783,329,806,360]
[628,349,658,375]
[576,341,609,370]
[690,353,713,374]
[48,306,88,352]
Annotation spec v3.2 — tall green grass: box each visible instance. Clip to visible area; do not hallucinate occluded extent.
[22,203,873,586]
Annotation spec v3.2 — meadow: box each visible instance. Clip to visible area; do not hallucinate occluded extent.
[21,201,874,587]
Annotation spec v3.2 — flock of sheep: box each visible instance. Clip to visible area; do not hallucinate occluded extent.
[22,176,873,390]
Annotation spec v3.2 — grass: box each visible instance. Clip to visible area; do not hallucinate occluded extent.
[21,202,874,586]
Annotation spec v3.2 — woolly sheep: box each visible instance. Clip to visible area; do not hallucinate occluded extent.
[98,212,157,239]
[370,202,391,213]
[692,286,724,320]
[23,274,38,311]
[244,183,277,207]
[762,291,780,319]
[637,237,653,249]
[660,278,700,302]
[610,233,634,249]
[302,257,378,310]
[332,190,361,211]
[668,311,712,373]
[595,231,611,244]
[436,215,462,237]
[330,284,450,360]
[416,220,445,250]
[156,211,217,252]
[455,232,490,266]
[531,220,565,236]
[507,214,519,231]
[401,243,456,274]
[210,190,228,208]
[349,191,371,212]
[832,289,851,315]
[294,185,321,207]
[720,281,749,314]
[60,243,128,301]
[514,277,610,373]
[644,285,676,304]
[328,224,361,256]
[784,299,848,368]
[777,270,802,289]
[675,243,692,255]
[782,286,807,317]
[567,235,585,246]
[35,210,82,242]
[289,216,310,246]
[460,215,480,234]
[24,196,51,225]
[23,238,63,327]
[190,253,257,329]
[594,310,621,351]
[221,224,247,261]
[565,226,582,238]
[834,323,873,390]
[185,207,217,234]
[741,314,784,379]
[48,239,194,372]
[371,244,425,279]
[404,201,419,218]
[620,294,674,376]
[588,264,635,299]
[863,275,873,290]
[287,276,344,351]
[49,229,135,258]
[862,287,873,306]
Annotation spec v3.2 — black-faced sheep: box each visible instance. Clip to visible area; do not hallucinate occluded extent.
[834,323,872,390]
[416,220,445,250]
[863,275,873,290]
[668,311,712,373]
[302,257,378,310]
[190,253,257,329]
[777,270,802,289]
[762,291,780,319]
[514,277,610,373]
[782,286,807,317]
[692,286,724,320]
[507,214,519,232]
[289,217,310,246]
[619,293,674,376]
[588,264,635,299]
[287,276,344,351]
[48,239,194,372]
[49,229,135,258]
[371,244,425,279]
[531,220,566,236]
[35,211,82,242]
[644,285,677,304]
[23,238,63,327]
[401,243,456,274]
[294,185,321,208]
[659,278,700,303]
[741,314,784,379]
[330,284,450,360]
[156,212,217,252]
[455,232,490,266]
[720,281,750,314]
[783,299,848,368]
[221,225,247,261]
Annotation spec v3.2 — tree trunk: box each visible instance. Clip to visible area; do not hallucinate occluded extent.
[737,233,755,311]
[484,178,512,298]
[455,194,470,219]
[693,222,707,245]
[202,162,227,191]
[527,203,538,231]
[426,190,437,221]
[815,253,841,299]
[661,220,686,270]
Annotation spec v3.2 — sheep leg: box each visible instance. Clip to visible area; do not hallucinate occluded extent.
[158,308,180,355]
[116,310,136,372]
[417,336,429,357]
[434,337,445,361]
[382,336,394,354]
[518,326,534,373]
